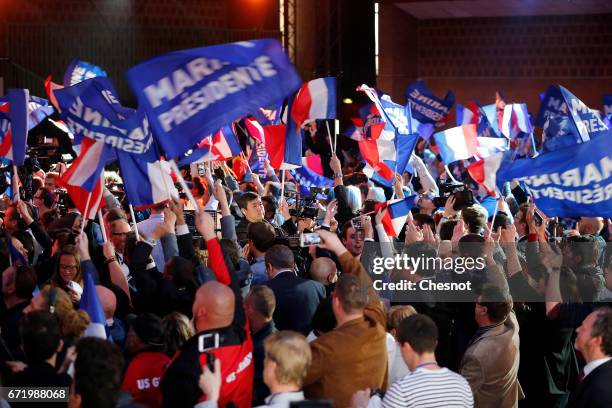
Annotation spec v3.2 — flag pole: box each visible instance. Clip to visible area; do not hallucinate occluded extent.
[489,194,501,233]
[325,121,335,155]
[97,210,107,243]
[280,168,286,200]
[333,119,339,155]
[80,190,93,234]
[128,205,140,240]
[169,160,200,210]
[12,165,20,201]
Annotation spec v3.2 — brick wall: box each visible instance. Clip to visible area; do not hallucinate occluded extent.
[0,0,280,103]
[378,5,612,115]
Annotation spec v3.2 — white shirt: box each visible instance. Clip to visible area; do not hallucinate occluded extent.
[583,357,612,378]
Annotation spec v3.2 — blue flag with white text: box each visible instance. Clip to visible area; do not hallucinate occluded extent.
[405,80,454,126]
[496,134,612,217]
[126,39,302,159]
[559,85,609,143]
[64,59,108,87]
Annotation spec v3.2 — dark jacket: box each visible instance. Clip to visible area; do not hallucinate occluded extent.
[567,359,612,408]
[7,362,71,408]
[265,271,326,335]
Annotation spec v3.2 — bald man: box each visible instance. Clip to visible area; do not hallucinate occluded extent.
[578,217,607,265]
[578,217,605,236]
[161,209,254,408]
[96,286,125,349]
[309,257,338,297]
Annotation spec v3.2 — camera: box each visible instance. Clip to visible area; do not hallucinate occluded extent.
[310,187,330,197]
[432,182,474,210]
[300,232,321,247]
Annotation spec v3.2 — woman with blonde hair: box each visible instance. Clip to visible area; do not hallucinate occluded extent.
[24,285,90,340]
[162,312,194,357]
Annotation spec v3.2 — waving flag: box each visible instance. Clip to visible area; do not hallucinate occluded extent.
[178,125,242,166]
[433,124,479,164]
[362,133,418,186]
[476,137,508,159]
[467,152,504,197]
[290,77,336,128]
[126,39,301,159]
[118,150,178,208]
[456,103,477,126]
[288,164,333,198]
[541,112,577,153]
[0,89,30,165]
[80,268,107,339]
[559,85,609,142]
[604,95,612,117]
[27,96,54,129]
[496,134,612,217]
[374,196,417,237]
[60,137,109,192]
[247,142,269,178]
[57,177,105,220]
[44,75,63,111]
[535,85,566,127]
[245,118,288,169]
[501,103,532,139]
[405,80,454,126]
[63,59,107,87]
[302,155,324,176]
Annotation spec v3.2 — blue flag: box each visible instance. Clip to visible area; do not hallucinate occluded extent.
[535,85,566,127]
[64,59,108,87]
[114,109,178,207]
[79,268,107,339]
[559,85,609,142]
[248,141,268,178]
[55,77,147,163]
[126,39,301,159]
[289,165,333,198]
[405,80,454,126]
[5,89,30,165]
[496,134,612,217]
[604,94,612,117]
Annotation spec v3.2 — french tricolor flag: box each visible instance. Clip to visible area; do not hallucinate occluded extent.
[60,137,108,192]
[467,152,504,197]
[80,266,107,339]
[456,102,479,126]
[179,124,242,166]
[501,103,532,139]
[433,124,479,164]
[375,196,417,237]
[245,118,288,170]
[290,77,337,128]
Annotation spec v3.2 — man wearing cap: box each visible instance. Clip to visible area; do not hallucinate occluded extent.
[122,313,170,408]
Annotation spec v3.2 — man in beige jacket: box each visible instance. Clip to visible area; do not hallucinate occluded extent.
[303,229,388,408]
[460,285,524,408]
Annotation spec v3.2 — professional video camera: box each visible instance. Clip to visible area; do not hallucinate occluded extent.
[433,182,474,211]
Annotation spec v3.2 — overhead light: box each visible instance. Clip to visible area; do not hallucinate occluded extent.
[343,98,353,104]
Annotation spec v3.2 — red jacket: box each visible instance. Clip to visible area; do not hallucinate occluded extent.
[122,351,171,408]
[161,238,254,408]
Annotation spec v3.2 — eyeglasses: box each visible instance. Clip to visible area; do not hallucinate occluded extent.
[111,232,130,237]
[59,264,77,271]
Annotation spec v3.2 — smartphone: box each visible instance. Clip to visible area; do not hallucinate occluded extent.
[533,209,544,225]
[350,217,363,230]
[205,352,215,372]
[300,232,321,247]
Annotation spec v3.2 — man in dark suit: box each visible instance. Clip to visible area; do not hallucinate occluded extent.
[264,244,325,335]
[568,307,612,408]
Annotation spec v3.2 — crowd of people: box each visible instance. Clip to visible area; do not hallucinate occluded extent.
[0,118,610,408]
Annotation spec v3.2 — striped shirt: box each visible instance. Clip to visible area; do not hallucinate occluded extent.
[382,367,473,408]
